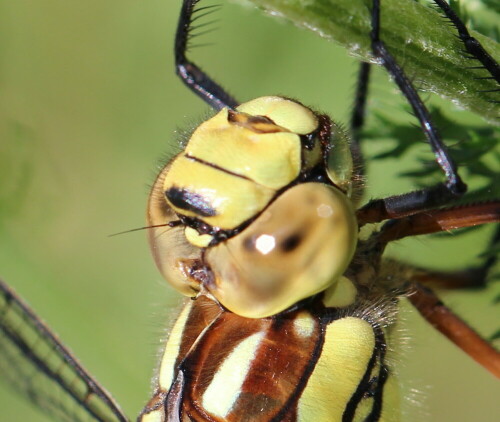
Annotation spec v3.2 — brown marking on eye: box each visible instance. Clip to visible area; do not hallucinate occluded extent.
[280,233,303,253]
[242,235,256,252]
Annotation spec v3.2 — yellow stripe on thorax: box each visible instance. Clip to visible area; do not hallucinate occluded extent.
[158,301,193,391]
[298,317,375,421]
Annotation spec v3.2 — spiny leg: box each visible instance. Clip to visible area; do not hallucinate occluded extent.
[350,61,371,146]
[349,61,371,190]
[408,282,500,378]
[432,0,500,91]
[357,0,469,225]
[373,203,499,375]
[351,0,499,147]
[374,200,499,288]
[176,0,238,110]
[373,201,500,243]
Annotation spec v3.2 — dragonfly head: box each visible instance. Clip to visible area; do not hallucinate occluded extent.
[148,96,359,318]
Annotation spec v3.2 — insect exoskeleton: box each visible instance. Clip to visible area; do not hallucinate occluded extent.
[142,96,399,421]
[148,95,359,318]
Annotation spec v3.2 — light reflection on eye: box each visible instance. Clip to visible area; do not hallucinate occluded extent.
[316,203,333,218]
[255,234,276,255]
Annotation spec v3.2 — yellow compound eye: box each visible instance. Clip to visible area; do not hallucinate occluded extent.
[205,183,358,318]
[147,161,204,297]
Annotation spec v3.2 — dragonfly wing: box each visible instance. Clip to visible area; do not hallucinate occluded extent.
[0,279,129,422]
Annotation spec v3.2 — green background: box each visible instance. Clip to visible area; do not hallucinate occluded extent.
[0,1,498,421]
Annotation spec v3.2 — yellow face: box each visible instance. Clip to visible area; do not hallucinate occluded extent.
[148,96,358,317]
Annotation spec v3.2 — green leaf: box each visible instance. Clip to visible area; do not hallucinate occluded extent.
[366,106,500,201]
[244,0,500,122]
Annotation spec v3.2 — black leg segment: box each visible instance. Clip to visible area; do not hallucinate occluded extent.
[432,0,500,91]
[176,0,239,110]
[357,0,469,222]
[351,61,371,138]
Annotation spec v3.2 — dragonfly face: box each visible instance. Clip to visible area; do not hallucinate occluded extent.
[0,1,499,421]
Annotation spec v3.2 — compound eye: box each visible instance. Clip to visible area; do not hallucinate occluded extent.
[205,183,358,318]
[147,160,203,297]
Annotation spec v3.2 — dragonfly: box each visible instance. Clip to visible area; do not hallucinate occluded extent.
[0,0,500,420]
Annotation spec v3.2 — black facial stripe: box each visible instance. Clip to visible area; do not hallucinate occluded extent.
[165,187,217,217]
[185,154,253,181]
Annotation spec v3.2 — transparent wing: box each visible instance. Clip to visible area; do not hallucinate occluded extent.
[0,279,129,422]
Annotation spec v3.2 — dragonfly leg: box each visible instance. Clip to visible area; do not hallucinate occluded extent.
[176,0,238,110]
[431,0,500,88]
[350,61,371,147]
[372,201,500,242]
[357,0,470,225]
[408,282,500,378]
[382,221,500,378]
